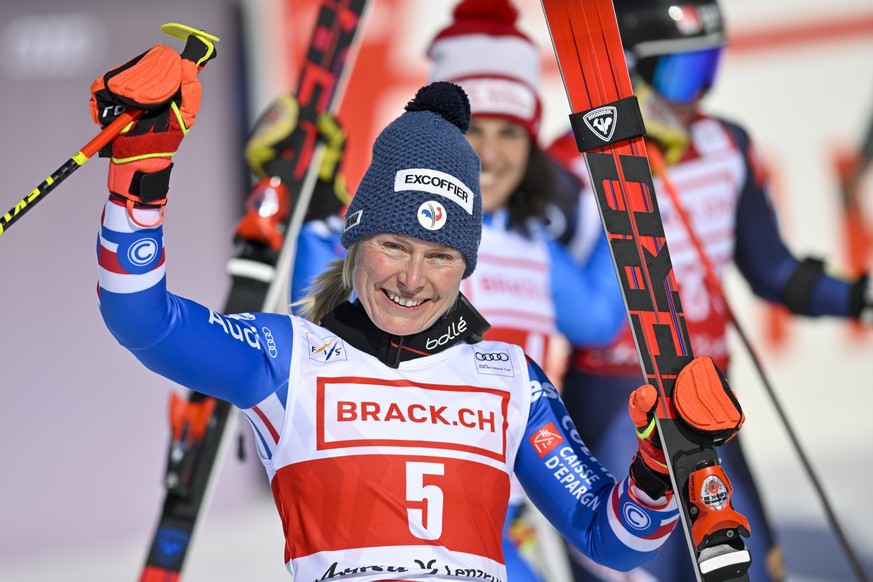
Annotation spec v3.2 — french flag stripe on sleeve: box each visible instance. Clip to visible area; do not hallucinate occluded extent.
[98,200,166,294]
[607,477,679,552]
[98,260,166,294]
[102,198,161,231]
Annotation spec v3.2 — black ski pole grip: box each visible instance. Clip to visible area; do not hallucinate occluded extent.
[0,23,219,241]
[181,33,217,66]
[159,22,219,68]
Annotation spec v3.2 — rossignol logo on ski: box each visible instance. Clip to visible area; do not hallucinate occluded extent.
[583,106,617,142]
[307,333,346,362]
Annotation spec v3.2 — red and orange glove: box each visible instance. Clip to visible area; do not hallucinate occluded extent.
[628,382,672,501]
[628,356,745,501]
[90,44,202,226]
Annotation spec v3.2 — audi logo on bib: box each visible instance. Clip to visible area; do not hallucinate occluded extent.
[474,350,514,378]
[475,352,509,362]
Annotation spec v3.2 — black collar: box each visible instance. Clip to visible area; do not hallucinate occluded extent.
[319,294,491,368]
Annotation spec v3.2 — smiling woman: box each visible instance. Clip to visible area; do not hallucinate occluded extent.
[354,233,466,336]
[294,80,483,333]
[94,57,689,578]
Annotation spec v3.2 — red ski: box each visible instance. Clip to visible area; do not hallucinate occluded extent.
[139,2,369,580]
[539,0,752,580]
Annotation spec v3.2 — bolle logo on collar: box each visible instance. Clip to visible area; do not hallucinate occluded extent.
[395,168,474,215]
[425,316,468,351]
[583,106,617,142]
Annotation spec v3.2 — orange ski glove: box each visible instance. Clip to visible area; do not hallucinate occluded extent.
[628,383,672,500]
[90,44,203,226]
[628,356,745,500]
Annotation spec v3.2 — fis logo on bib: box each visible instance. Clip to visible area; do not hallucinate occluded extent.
[474,350,514,377]
[307,333,346,362]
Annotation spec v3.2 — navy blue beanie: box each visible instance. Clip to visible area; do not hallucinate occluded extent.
[341,82,482,278]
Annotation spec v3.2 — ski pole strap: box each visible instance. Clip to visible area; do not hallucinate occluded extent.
[637,437,668,473]
[636,417,656,441]
[568,95,646,152]
[849,273,873,323]
[130,164,174,203]
[630,448,673,499]
[782,256,825,315]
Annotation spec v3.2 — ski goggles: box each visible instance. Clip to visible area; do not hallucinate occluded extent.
[650,47,722,104]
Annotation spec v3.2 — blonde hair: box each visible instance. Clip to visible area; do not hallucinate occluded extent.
[292,243,358,323]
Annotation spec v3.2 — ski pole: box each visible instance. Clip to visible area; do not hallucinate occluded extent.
[0,22,219,240]
[648,144,871,582]
[834,144,873,339]
[0,111,139,239]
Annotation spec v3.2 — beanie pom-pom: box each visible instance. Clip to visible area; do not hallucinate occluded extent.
[405,81,471,133]
[453,0,518,26]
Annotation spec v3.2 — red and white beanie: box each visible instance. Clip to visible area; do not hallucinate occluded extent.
[427,0,542,139]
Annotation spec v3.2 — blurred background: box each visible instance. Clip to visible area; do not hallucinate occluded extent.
[0,0,871,580]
